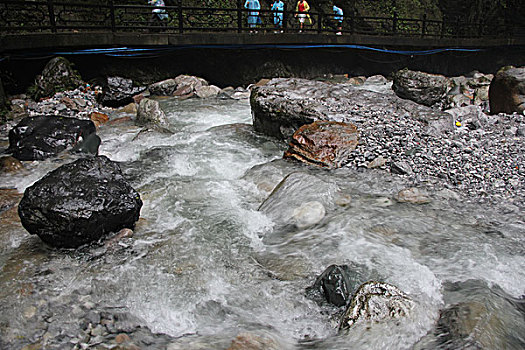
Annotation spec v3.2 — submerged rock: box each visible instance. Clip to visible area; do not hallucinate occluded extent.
[489,66,525,114]
[339,281,413,330]
[258,172,338,229]
[0,155,24,174]
[8,115,96,160]
[18,156,142,248]
[392,68,449,107]
[283,121,358,169]
[395,187,431,204]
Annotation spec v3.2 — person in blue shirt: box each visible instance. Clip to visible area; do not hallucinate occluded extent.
[333,4,343,35]
[148,0,168,21]
[245,0,261,32]
[271,0,284,32]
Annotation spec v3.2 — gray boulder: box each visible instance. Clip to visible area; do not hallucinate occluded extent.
[392,68,449,107]
[136,98,169,129]
[18,156,142,248]
[30,57,83,101]
[148,78,178,96]
[339,281,413,330]
[489,66,525,114]
[250,78,452,141]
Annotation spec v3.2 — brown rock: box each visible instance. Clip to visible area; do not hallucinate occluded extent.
[118,102,137,115]
[59,96,77,110]
[283,121,358,169]
[115,333,131,344]
[395,187,431,204]
[489,66,525,114]
[107,116,132,125]
[255,78,271,87]
[0,156,24,173]
[132,93,145,104]
[90,111,110,127]
[173,84,193,97]
[227,332,279,350]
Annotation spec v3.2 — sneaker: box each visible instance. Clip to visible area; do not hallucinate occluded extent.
[336,32,342,35]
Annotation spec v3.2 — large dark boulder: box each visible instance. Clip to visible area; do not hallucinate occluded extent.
[30,57,83,101]
[308,264,354,307]
[283,120,358,169]
[489,66,525,114]
[392,68,449,107]
[98,77,146,107]
[8,115,96,161]
[18,156,142,248]
[250,78,452,141]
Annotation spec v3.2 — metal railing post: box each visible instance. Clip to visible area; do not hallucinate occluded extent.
[283,3,287,32]
[178,0,183,33]
[392,11,397,34]
[349,9,354,34]
[109,0,115,32]
[47,0,56,33]
[237,0,242,33]
[421,13,426,37]
[317,11,322,33]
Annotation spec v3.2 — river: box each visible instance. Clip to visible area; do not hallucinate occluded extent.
[0,92,524,349]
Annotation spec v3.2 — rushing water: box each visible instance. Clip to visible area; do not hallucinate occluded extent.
[0,95,524,349]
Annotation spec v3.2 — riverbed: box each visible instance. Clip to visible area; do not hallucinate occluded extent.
[0,94,524,349]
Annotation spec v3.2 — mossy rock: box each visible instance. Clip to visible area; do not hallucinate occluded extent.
[29,57,83,101]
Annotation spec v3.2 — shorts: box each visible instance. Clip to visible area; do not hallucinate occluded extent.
[298,14,306,23]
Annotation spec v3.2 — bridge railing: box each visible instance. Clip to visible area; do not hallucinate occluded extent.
[0,0,520,39]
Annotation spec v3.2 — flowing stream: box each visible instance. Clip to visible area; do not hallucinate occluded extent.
[0,94,524,349]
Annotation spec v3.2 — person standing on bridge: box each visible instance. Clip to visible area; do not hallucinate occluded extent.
[245,0,261,33]
[333,4,343,35]
[148,0,169,29]
[295,0,311,32]
[271,0,284,32]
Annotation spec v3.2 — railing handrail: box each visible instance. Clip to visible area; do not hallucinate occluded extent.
[0,0,522,39]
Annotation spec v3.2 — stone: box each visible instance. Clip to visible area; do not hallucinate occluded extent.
[250,78,451,141]
[390,161,413,175]
[173,84,194,97]
[339,281,413,330]
[0,156,24,173]
[392,68,449,107]
[98,77,146,107]
[70,132,101,156]
[18,156,142,248]
[118,103,138,115]
[136,98,169,129]
[89,111,109,127]
[30,57,83,101]
[308,264,353,307]
[227,332,279,350]
[195,85,221,99]
[283,121,358,169]
[174,75,208,90]
[8,115,96,161]
[489,66,525,114]
[291,200,325,228]
[148,78,178,96]
[258,172,339,229]
[367,155,387,168]
[395,187,431,204]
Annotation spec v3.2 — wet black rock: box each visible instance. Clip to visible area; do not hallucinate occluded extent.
[392,68,449,107]
[18,156,142,248]
[30,57,83,101]
[308,264,354,307]
[8,115,96,160]
[98,77,146,107]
